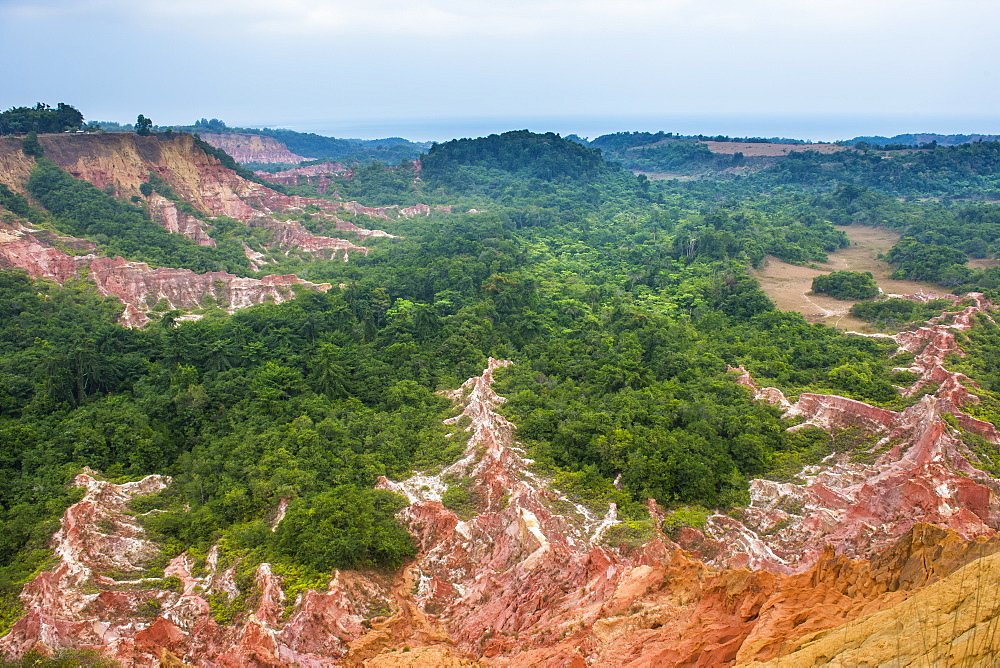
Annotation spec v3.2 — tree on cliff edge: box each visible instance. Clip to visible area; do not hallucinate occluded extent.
[135,114,153,136]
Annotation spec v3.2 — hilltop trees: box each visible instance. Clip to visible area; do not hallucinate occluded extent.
[135,115,153,136]
[0,103,84,135]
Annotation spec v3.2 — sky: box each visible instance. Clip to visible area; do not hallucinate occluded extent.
[1,0,998,141]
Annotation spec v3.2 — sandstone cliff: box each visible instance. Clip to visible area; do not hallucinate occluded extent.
[0,133,405,322]
[0,133,390,261]
[197,133,308,164]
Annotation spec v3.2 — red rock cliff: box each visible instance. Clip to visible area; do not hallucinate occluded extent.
[6,343,1000,665]
[0,134,389,261]
[197,133,308,164]
[0,220,332,327]
[3,293,1000,664]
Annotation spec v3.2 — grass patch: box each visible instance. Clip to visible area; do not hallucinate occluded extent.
[661,506,710,539]
[441,476,480,519]
[601,519,656,549]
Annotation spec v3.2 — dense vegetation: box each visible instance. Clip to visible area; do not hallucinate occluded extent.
[0,103,84,136]
[3,124,1000,632]
[811,271,880,300]
[849,297,955,329]
[26,159,253,274]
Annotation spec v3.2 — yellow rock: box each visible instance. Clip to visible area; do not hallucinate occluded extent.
[743,548,1000,666]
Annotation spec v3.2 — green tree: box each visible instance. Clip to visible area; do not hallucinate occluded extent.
[21,132,43,158]
[135,114,153,136]
[811,271,879,300]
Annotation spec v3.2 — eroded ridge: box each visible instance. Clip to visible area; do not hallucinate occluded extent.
[376,358,657,659]
[0,471,387,666]
[717,293,1000,573]
[0,221,334,327]
[7,353,1000,665]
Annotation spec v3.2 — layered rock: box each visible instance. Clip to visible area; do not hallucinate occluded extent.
[745,541,1000,666]
[0,222,332,327]
[715,293,1000,573]
[146,194,216,247]
[0,133,390,258]
[256,162,351,194]
[0,471,389,665]
[376,358,635,658]
[0,223,90,283]
[5,299,1000,665]
[87,257,332,328]
[197,133,308,164]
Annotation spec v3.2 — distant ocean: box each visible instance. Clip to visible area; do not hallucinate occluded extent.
[247,113,1000,144]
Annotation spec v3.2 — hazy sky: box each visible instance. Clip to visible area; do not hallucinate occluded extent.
[1,0,997,140]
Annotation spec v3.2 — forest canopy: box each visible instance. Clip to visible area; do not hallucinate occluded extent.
[2,125,1000,630]
[811,271,880,300]
[0,103,84,136]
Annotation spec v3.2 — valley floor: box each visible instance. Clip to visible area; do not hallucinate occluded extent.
[753,224,942,330]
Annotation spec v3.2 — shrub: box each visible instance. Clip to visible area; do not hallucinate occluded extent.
[811,270,879,300]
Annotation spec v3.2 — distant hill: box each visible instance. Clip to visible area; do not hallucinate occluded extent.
[174,119,431,166]
[847,133,1000,147]
[197,132,309,164]
[89,118,432,166]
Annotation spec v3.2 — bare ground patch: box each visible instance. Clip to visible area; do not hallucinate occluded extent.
[752,225,944,331]
[701,141,849,157]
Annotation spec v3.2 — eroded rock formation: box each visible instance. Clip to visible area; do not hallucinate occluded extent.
[0,133,389,262]
[256,163,352,194]
[3,299,1000,665]
[146,194,216,247]
[0,471,389,665]
[716,293,1000,574]
[0,221,332,327]
[197,133,308,164]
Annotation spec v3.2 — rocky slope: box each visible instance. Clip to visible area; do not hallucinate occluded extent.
[0,219,332,327]
[0,133,388,259]
[0,133,409,323]
[2,299,1000,665]
[718,293,1000,573]
[256,162,352,194]
[197,133,308,164]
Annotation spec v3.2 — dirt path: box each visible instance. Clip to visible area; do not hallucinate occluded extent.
[752,225,945,331]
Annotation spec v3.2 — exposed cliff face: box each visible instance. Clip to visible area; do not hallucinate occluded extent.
[256,163,351,194]
[146,194,216,247]
[0,133,388,260]
[197,133,308,164]
[0,471,389,665]
[716,293,1000,574]
[4,299,1000,665]
[0,133,401,322]
[0,221,332,327]
[744,542,1000,667]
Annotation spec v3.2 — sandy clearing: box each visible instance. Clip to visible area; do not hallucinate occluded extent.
[701,141,849,157]
[752,225,945,331]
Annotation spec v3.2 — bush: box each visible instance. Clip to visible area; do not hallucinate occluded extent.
[811,270,879,300]
[272,487,414,571]
[661,506,710,538]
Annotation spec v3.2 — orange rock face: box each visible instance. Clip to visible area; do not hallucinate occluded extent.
[1,287,999,662]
